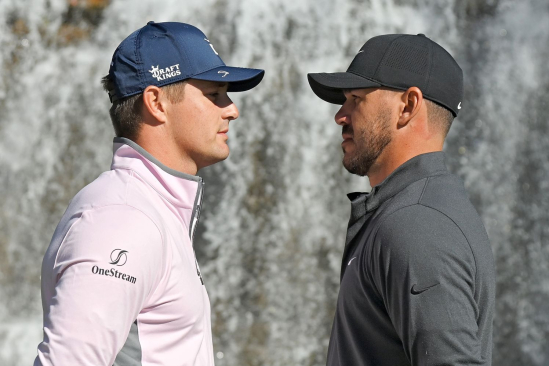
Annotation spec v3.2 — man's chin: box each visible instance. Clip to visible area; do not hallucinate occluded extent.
[211,151,230,164]
[196,151,230,171]
[342,156,369,177]
[213,144,230,160]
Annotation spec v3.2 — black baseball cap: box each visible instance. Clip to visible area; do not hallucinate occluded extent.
[307,34,463,116]
[107,21,265,102]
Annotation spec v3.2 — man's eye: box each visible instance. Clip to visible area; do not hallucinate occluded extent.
[208,92,219,98]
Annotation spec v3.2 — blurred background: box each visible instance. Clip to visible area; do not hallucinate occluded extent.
[1,0,548,365]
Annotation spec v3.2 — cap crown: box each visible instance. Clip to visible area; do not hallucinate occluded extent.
[348,34,463,116]
[109,22,226,100]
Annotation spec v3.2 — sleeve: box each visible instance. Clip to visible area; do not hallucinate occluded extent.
[369,204,484,365]
[35,205,165,366]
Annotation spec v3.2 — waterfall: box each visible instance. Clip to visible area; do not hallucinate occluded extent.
[1,0,548,365]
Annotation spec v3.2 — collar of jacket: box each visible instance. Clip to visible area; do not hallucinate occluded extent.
[111,137,203,235]
[347,151,449,215]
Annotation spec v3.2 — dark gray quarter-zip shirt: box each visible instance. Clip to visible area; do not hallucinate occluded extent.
[327,152,495,366]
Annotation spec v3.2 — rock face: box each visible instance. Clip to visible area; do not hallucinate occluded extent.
[1,0,548,365]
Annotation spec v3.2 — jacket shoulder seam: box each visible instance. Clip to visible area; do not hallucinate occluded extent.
[117,166,193,210]
[417,202,478,280]
[373,202,476,274]
[55,204,165,267]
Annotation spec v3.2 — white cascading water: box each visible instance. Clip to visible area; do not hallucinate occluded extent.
[1,0,548,365]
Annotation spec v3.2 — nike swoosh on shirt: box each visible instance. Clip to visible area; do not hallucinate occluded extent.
[348,257,357,266]
[410,282,440,295]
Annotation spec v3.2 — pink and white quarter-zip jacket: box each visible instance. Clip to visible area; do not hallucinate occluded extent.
[35,138,214,366]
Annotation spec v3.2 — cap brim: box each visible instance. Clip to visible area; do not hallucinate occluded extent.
[192,66,265,92]
[307,72,381,104]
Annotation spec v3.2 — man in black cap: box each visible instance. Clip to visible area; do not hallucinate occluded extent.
[308,34,495,365]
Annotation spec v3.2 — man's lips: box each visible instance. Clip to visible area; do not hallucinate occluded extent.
[342,125,353,143]
[342,134,353,142]
[218,129,229,140]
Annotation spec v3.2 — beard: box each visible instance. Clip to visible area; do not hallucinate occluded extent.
[342,111,392,176]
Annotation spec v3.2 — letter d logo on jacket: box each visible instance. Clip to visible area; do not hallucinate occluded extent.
[110,249,128,266]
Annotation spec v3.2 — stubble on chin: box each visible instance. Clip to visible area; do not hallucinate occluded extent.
[343,148,373,177]
[342,113,392,177]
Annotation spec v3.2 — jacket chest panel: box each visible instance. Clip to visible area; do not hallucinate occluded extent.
[338,215,397,333]
[139,204,207,330]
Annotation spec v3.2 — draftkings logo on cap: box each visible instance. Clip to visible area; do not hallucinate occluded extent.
[148,64,182,82]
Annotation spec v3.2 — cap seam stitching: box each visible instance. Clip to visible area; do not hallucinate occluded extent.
[373,34,406,79]
[177,32,192,79]
[134,26,146,92]
[424,39,434,97]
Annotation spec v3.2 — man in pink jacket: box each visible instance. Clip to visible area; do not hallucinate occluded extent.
[34,21,264,365]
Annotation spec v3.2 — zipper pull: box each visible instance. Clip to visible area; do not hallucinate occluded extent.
[192,179,205,285]
[195,257,204,285]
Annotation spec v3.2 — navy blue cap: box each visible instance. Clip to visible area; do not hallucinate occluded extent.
[308,34,463,116]
[108,21,265,102]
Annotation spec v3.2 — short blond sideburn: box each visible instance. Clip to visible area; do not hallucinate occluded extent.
[101,76,187,141]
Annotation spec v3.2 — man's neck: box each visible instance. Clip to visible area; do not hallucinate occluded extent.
[367,145,443,187]
[134,134,199,176]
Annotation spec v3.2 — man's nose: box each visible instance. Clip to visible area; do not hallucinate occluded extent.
[334,104,350,126]
[222,96,239,121]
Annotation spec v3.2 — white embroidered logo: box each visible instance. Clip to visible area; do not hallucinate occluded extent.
[204,38,219,55]
[218,70,229,77]
[457,102,462,110]
[149,64,181,82]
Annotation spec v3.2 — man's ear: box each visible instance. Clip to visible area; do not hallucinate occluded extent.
[142,86,168,123]
[397,87,423,128]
